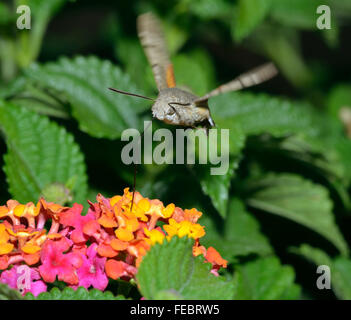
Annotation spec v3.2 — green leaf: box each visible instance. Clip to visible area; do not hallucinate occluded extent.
[232,0,272,42]
[251,27,314,88]
[233,256,301,299]
[210,91,315,137]
[0,282,25,300]
[246,173,348,255]
[115,38,155,95]
[192,122,245,218]
[246,134,351,208]
[269,0,321,29]
[195,156,239,218]
[0,101,87,204]
[173,53,213,96]
[137,236,235,300]
[291,244,351,300]
[25,56,149,139]
[7,82,70,119]
[178,0,233,20]
[210,91,351,187]
[25,287,126,300]
[201,198,273,261]
[0,2,12,26]
[164,21,188,55]
[154,290,183,300]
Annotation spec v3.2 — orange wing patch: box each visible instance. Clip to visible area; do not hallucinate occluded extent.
[166,64,176,88]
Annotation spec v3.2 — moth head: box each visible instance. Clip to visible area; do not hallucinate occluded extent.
[152,88,198,125]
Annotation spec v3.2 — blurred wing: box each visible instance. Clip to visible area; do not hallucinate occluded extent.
[195,63,278,103]
[137,12,176,91]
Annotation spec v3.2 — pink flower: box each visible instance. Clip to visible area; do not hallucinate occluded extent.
[39,239,82,285]
[59,204,97,244]
[74,243,108,291]
[0,265,47,296]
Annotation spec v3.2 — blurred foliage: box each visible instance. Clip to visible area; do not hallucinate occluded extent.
[0,0,351,300]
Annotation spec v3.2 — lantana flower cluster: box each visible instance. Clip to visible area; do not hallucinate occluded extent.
[0,188,227,296]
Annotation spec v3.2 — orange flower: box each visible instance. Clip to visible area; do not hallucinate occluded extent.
[110,238,129,251]
[105,259,126,279]
[105,259,136,280]
[145,200,175,230]
[96,194,118,228]
[40,198,66,219]
[6,225,47,265]
[113,203,140,242]
[205,247,227,268]
[184,208,203,223]
[97,242,118,258]
[0,255,9,270]
[172,207,203,223]
[0,205,8,218]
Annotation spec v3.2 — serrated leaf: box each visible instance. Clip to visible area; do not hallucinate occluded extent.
[137,237,235,300]
[291,244,351,300]
[0,101,87,204]
[0,282,25,300]
[233,0,272,42]
[8,82,69,119]
[233,256,301,299]
[246,173,348,255]
[25,286,125,300]
[210,91,315,137]
[201,198,273,261]
[25,56,149,139]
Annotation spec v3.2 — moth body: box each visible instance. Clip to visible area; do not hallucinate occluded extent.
[152,87,213,127]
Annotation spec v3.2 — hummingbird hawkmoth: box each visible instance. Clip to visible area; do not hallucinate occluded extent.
[109,12,278,130]
[110,12,278,211]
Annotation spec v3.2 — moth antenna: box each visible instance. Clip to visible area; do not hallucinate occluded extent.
[130,119,154,212]
[195,62,278,103]
[108,88,155,101]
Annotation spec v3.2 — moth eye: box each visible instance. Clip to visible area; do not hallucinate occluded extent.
[167,108,175,115]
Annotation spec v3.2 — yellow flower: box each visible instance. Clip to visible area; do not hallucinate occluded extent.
[0,224,14,255]
[163,218,205,239]
[144,228,165,245]
[13,202,40,218]
[115,227,134,242]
